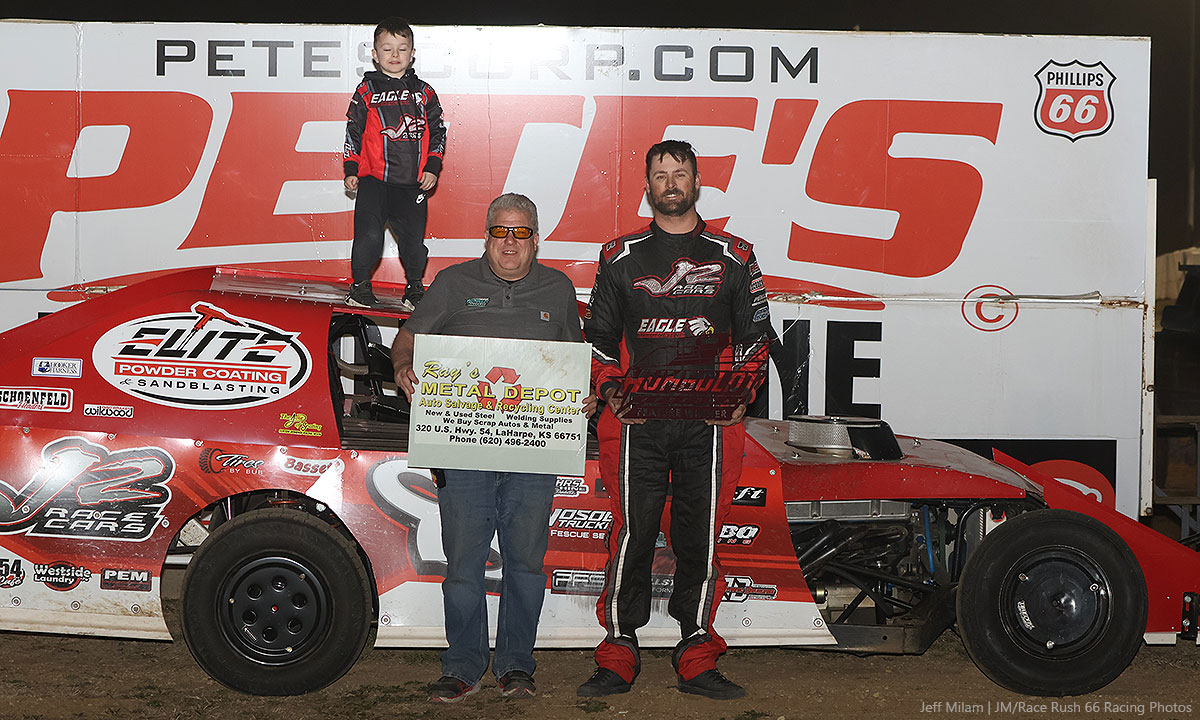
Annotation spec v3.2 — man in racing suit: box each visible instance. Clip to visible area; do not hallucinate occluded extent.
[577,140,772,700]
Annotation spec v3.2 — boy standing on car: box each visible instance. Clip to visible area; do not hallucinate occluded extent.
[392,193,596,702]
[577,140,772,701]
[344,16,446,311]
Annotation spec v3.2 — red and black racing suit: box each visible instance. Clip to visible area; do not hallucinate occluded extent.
[584,220,772,682]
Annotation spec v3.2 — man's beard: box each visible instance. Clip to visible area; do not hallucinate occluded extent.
[649,186,698,217]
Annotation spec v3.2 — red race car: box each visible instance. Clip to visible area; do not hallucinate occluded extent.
[0,267,1193,697]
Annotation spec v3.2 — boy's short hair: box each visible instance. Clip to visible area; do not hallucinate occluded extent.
[645,140,698,176]
[374,17,414,45]
[487,193,539,235]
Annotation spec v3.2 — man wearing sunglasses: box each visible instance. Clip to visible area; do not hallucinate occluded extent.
[578,140,772,701]
[391,193,595,703]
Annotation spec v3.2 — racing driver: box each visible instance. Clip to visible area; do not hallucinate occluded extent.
[577,140,772,700]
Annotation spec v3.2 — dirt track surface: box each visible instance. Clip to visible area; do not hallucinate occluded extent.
[2,630,1199,720]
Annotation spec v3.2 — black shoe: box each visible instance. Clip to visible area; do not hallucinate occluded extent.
[498,669,535,698]
[345,281,378,308]
[428,675,480,703]
[576,667,632,697]
[677,669,746,700]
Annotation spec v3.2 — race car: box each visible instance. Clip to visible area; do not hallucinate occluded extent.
[0,266,1195,698]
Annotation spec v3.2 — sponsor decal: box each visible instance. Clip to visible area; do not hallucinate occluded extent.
[380,114,426,141]
[539,311,551,322]
[1034,59,1115,141]
[34,561,92,591]
[369,89,410,104]
[466,297,489,308]
[550,569,673,597]
[633,259,724,297]
[0,558,25,588]
[31,358,83,378]
[752,307,770,323]
[83,403,134,418]
[749,276,765,293]
[0,436,173,541]
[724,575,778,602]
[732,486,767,507]
[554,476,589,498]
[635,316,714,338]
[551,569,606,595]
[198,447,265,474]
[281,456,343,477]
[100,567,152,592]
[0,387,72,412]
[549,508,611,530]
[278,412,323,437]
[92,302,311,410]
[718,523,760,545]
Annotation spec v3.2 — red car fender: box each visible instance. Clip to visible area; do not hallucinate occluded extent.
[994,451,1200,636]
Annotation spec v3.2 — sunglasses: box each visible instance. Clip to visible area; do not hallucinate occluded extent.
[488,225,535,240]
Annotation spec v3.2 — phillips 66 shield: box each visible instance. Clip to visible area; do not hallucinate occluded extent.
[1034,59,1115,141]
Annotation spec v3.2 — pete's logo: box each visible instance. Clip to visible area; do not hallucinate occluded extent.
[1034,59,1115,141]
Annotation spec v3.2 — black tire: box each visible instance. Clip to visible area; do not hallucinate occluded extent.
[180,508,374,695]
[956,508,1146,696]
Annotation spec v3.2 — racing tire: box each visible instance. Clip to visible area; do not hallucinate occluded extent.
[180,508,374,695]
[956,508,1146,696]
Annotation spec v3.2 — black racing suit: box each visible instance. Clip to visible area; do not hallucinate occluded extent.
[343,69,447,289]
[584,219,772,682]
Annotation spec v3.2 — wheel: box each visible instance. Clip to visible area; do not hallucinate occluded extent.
[180,508,374,695]
[956,508,1146,696]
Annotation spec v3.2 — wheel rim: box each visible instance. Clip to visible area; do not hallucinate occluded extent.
[998,546,1112,659]
[217,556,331,665]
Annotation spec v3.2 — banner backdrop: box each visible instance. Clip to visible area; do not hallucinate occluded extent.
[0,23,1152,513]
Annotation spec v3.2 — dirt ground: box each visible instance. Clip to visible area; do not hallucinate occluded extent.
[0,629,1198,720]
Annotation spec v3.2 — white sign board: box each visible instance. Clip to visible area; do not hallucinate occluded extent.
[0,22,1152,514]
[407,334,590,476]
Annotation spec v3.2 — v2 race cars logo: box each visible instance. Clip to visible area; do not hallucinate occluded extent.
[92,302,311,410]
[633,259,723,297]
[0,437,173,541]
[1034,59,1115,141]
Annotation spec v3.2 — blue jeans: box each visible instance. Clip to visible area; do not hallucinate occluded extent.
[437,469,556,684]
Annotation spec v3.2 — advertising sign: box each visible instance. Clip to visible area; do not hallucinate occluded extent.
[407,334,591,475]
[0,22,1152,514]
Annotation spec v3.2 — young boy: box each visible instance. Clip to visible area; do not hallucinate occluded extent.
[344,17,447,310]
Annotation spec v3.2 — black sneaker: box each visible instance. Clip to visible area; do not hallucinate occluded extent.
[676,669,745,700]
[498,669,535,698]
[576,667,632,697]
[428,675,479,703]
[345,281,378,308]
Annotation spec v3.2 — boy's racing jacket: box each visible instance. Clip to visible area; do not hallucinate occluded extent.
[344,69,446,186]
[585,220,772,405]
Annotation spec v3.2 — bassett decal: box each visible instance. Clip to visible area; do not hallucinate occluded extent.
[91,302,311,410]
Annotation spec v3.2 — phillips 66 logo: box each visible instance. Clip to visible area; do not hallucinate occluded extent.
[1034,59,1115,141]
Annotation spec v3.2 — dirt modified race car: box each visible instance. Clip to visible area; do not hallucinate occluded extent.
[0,266,1196,697]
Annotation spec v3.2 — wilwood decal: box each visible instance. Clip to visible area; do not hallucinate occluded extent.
[92,302,311,410]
